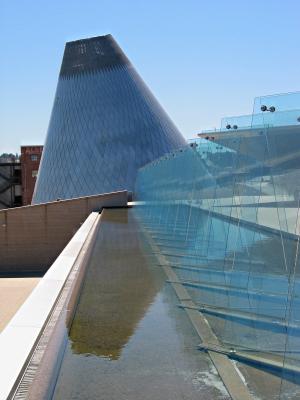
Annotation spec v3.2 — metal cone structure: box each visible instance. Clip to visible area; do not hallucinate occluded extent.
[32,34,186,203]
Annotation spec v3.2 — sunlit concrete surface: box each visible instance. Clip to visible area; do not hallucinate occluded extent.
[0,277,40,332]
[0,190,128,274]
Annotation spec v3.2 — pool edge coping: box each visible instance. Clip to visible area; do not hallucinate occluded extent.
[0,212,100,400]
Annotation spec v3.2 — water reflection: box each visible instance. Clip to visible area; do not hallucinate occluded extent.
[52,208,229,400]
[69,208,162,359]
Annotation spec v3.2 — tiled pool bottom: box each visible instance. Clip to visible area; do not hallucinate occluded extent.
[51,208,230,400]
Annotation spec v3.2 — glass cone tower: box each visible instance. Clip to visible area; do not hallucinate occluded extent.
[32,34,186,204]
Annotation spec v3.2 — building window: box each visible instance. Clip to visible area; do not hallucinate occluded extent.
[31,154,38,161]
[32,170,38,178]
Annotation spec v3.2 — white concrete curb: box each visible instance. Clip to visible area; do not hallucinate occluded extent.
[0,212,99,400]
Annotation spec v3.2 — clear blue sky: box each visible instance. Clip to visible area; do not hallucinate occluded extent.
[1,0,300,154]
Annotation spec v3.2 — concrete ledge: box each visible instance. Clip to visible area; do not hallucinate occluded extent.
[0,212,100,400]
[0,190,127,274]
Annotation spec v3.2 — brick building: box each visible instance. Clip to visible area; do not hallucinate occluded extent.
[21,146,43,205]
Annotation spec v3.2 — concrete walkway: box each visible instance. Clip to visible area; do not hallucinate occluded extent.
[0,277,40,332]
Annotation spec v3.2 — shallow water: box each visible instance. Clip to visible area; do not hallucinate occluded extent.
[52,208,229,400]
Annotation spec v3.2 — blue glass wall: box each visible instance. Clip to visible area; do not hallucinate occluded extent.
[135,93,300,399]
[32,35,186,204]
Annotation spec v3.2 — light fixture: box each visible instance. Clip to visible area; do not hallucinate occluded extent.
[261,105,276,112]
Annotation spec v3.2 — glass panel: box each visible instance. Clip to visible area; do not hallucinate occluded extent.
[135,92,300,399]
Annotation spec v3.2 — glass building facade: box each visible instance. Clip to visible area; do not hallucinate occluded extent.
[135,92,300,399]
[32,35,186,204]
